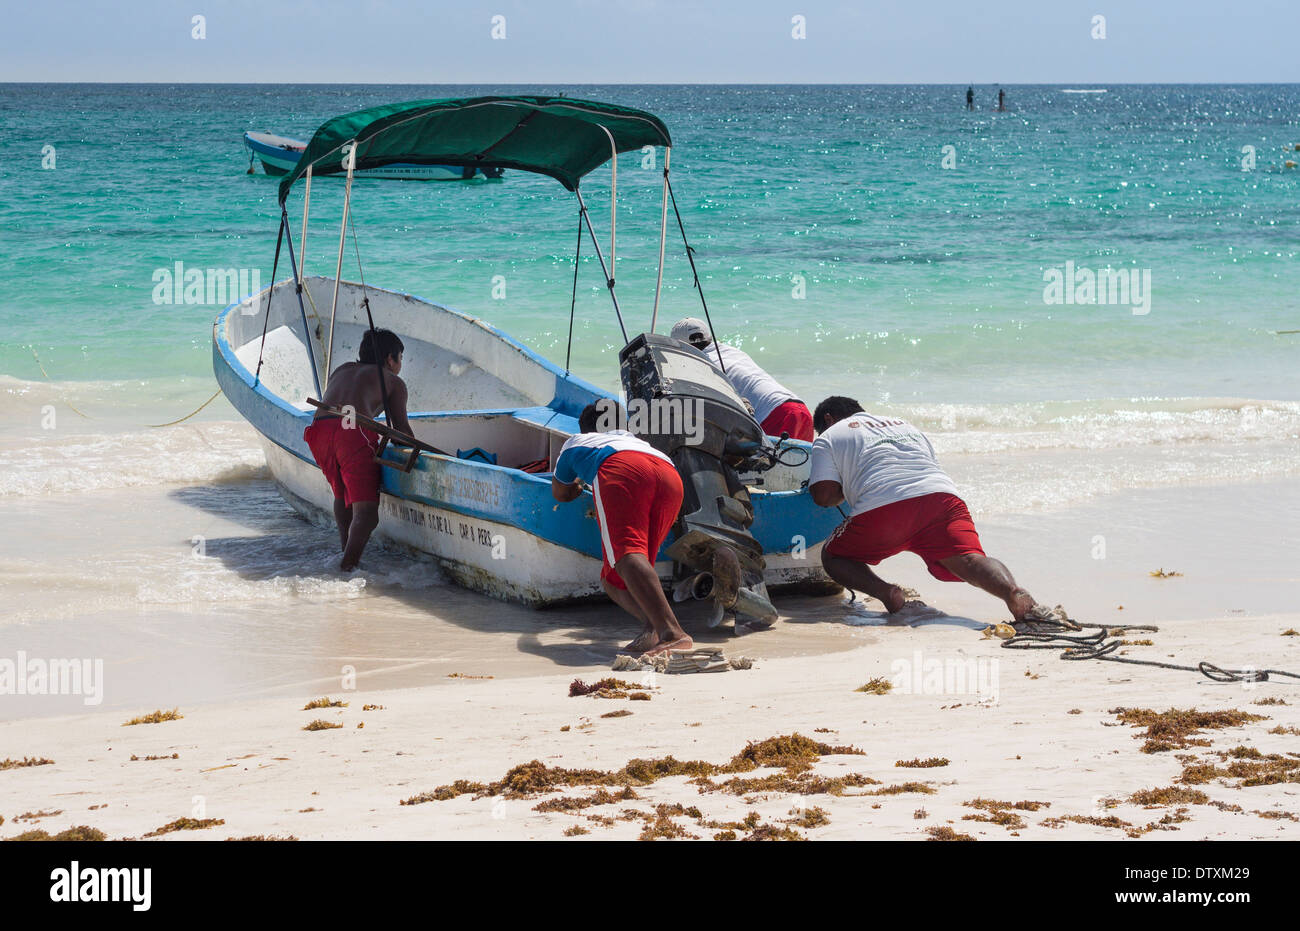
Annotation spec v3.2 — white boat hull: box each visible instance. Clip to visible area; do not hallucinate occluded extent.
[214,277,841,607]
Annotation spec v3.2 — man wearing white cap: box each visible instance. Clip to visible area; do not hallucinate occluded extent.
[670,317,814,442]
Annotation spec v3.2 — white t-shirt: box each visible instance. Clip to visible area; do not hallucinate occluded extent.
[809,414,959,517]
[704,343,798,424]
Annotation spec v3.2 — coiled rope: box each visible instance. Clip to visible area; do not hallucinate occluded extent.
[1003,614,1300,684]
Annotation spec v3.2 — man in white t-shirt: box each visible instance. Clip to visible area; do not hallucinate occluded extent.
[808,395,1040,623]
[670,318,814,441]
[551,402,692,655]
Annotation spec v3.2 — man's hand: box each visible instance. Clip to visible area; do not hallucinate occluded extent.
[809,480,844,508]
[551,476,583,502]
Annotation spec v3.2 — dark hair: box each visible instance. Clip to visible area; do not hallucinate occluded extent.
[359,328,404,365]
[579,402,602,434]
[812,396,864,433]
[579,399,626,433]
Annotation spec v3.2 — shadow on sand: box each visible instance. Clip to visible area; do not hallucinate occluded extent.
[169,481,785,670]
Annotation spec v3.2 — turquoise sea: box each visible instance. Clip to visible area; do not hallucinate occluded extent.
[2,83,1298,409]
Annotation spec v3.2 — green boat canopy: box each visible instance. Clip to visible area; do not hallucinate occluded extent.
[277,95,672,203]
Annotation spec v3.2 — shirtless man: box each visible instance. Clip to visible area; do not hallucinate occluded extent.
[551,402,693,655]
[303,328,413,571]
[809,395,1040,623]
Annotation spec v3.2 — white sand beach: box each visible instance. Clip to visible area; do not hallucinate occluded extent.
[4,476,1298,841]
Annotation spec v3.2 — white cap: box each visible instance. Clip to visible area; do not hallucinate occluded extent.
[670,317,711,346]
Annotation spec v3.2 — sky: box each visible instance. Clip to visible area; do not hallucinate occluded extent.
[0,0,1294,84]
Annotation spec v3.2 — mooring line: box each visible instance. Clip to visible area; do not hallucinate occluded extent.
[30,348,91,419]
[147,388,223,428]
[1002,616,1300,683]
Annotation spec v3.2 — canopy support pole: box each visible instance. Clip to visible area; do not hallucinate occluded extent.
[575,188,628,345]
[650,147,671,333]
[325,142,357,385]
[298,164,312,285]
[597,126,617,284]
[565,206,583,374]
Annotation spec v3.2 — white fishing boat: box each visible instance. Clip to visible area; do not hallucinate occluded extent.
[215,96,840,623]
[243,131,502,181]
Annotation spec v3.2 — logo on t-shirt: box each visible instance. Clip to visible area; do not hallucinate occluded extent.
[848,417,905,430]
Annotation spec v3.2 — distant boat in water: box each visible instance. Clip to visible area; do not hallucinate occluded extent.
[243,131,503,181]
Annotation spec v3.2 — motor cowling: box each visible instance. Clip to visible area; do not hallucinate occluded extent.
[618,333,778,628]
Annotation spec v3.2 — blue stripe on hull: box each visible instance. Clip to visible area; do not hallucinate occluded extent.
[212,283,838,575]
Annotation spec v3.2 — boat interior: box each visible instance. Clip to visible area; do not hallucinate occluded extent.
[227,277,582,475]
[224,276,811,488]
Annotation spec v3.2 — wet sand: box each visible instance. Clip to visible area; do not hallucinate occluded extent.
[3,472,1298,719]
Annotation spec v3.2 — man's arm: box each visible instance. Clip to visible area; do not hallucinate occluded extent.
[385,377,414,437]
[551,476,583,502]
[551,446,583,502]
[807,437,843,508]
[810,480,844,508]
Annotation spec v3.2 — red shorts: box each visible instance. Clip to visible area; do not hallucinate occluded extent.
[823,492,984,582]
[761,400,814,442]
[592,451,683,590]
[303,416,381,507]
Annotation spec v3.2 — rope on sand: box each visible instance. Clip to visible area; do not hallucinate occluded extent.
[1002,615,1300,684]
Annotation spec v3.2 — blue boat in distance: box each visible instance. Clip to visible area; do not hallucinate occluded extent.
[243,131,503,181]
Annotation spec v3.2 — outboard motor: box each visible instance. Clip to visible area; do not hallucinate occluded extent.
[618,333,780,629]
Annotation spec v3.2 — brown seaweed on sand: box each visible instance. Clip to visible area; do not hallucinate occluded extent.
[785,806,830,828]
[1128,786,1209,806]
[1109,707,1266,753]
[926,825,975,841]
[896,757,948,768]
[856,678,893,695]
[1040,814,1132,830]
[569,678,643,698]
[403,733,865,804]
[303,719,344,731]
[963,810,1025,830]
[0,757,53,770]
[142,818,225,837]
[6,825,106,842]
[121,709,182,726]
[533,787,639,813]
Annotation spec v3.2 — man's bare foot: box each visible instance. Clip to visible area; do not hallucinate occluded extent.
[882,584,908,614]
[645,635,694,656]
[624,628,660,654]
[1007,588,1036,622]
